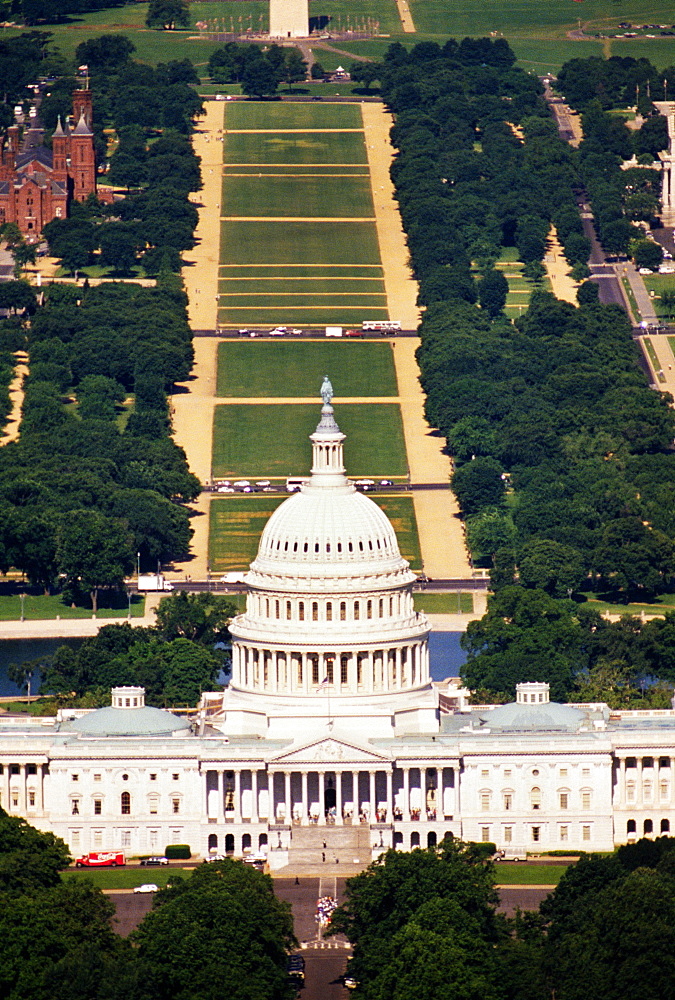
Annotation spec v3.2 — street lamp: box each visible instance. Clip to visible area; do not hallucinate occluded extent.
[19,592,26,622]
[127,590,132,620]
[137,551,141,578]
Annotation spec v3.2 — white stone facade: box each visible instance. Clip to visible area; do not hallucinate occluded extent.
[269,0,308,38]
[2,400,675,863]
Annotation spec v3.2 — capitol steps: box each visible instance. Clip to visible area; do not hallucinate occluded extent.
[286,824,372,869]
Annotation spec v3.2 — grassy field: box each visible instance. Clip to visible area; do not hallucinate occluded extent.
[0,592,145,620]
[222,129,368,166]
[643,338,666,382]
[215,341,398,397]
[494,864,566,886]
[224,102,364,130]
[222,173,374,218]
[218,276,385,294]
[210,493,421,572]
[220,220,381,265]
[579,591,675,618]
[63,867,190,890]
[413,593,473,614]
[212,403,408,479]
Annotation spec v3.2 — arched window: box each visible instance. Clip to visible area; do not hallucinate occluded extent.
[121,791,131,815]
[530,787,541,810]
[427,831,437,848]
[225,834,235,855]
[410,831,420,848]
[662,819,671,833]
[242,833,252,851]
[627,819,636,834]
[644,819,653,835]
[208,834,218,851]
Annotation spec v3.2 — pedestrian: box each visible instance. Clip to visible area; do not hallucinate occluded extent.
[322,851,325,862]
[295,875,299,885]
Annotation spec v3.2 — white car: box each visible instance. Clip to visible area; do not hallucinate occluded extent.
[204,854,227,863]
[269,327,287,336]
[638,267,653,275]
[133,883,159,894]
[355,479,375,486]
[233,480,250,488]
[659,266,675,274]
[255,480,271,487]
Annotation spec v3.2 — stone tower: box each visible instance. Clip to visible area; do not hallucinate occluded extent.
[269,0,308,38]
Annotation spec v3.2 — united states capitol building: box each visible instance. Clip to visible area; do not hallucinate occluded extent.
[1,390,675,864]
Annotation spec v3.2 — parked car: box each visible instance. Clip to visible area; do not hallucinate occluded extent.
[140,856,169,866]
[133,883,159,893]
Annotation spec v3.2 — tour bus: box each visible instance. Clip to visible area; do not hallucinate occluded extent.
[361,320,402,334]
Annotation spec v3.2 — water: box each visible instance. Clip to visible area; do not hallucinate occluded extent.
[429,632,466,681]
[0,638,83,697]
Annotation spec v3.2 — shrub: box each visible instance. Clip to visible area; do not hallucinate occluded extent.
[165,844,191,859]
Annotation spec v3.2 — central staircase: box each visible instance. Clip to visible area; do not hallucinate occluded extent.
[284,824,372,874]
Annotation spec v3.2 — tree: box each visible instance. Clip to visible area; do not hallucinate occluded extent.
[632,238,662,271]
[146,0,190,29]
[75,35,135,70]
[133,860,296,1000]
[98,225,140,274]
[56,510,135,612]
[160,638,222,705]
[350,61,381,92]
[0,809,70,891]
[282,48,307,90]
[12,241,37,278]
[241,58,280,98]
[577,280,599,305]
[154,591,237,646]
[330,840,498,993]
[518,539,586,597]
[478,268,508,317]
[593,516,675,595]
[466,508,516,561]
[451,457,506,518]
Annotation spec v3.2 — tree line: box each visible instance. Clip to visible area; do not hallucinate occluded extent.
[331,835,675,1000]
[207,41,308,97]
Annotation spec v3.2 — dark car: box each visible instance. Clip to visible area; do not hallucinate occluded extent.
[140,855,169,866]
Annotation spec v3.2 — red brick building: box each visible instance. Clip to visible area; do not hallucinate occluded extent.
[0,88,97,238]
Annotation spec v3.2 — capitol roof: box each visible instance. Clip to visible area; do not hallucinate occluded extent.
[62,687,191,738]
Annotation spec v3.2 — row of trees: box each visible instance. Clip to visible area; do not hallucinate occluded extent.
[379,43,675,609]
[332,836,675,1000]
[207,41,308,96]
[0,810,296,1000]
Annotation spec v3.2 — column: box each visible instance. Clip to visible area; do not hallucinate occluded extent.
[1,764,9,812]
[233,769,241,822]
[395,648,402,688]
[218,769,225,817]
[335,771,343,825]
[301,771,308,825]
[403,767,411,822]
[251,769,259,822]
[637,758,644,808]
[618,758,626,808]
[18,764,26,814]
[369,770,376,822]
[367,651,374,693]
[671,759,675,807]
[353,770,360,819]
[284,771,291,823]
[349,653,357,693]
[318,771,325,824]
[37,764,44,814]
[386,769,393,823]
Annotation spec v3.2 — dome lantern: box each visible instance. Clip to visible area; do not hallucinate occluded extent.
[310,377,347,487]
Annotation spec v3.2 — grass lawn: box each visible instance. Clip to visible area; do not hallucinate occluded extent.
[63,867,190,890]
[643,338,666,382]
[219,307,389,326]
[222,130,368,166]
[621,276,640,322]
[413,593,473,614]
[221,173,374,218]
[218,276,386,294]
[209,493,421,572]
[218,293,386,309]
[219,264,383,278]
[220,220,382,265]
[216,341,398,397]
[0,592,145,620]
[222,165,369,175]
[579,591,675,618]
[212,403,408,478]
[224,102,364,130]
[494,864,566,886]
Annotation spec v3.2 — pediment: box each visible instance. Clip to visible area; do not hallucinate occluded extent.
[271,737,390,765]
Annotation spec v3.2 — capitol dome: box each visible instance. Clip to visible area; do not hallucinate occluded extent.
[226,383,434,728]
[477,683,585,733]
[64,687,191,738]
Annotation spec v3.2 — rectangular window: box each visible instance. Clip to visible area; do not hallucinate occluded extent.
[149,799,158,815]
[326,603,332,621]
[503,793,513,811]
[171,829,181,844]
[172,774,179,781]
[559,792,568,810]
[28,791,35,807]
[71,800,79,815]
[149,830,159,849]
[481,827,490,843]
[559,768,568,778]
[481,769,489,778]
[341,657,348,684]
[503,769,512,778]
[581,791,591,810]
[172,798,180,814]
[93,830,102,847]
[503,826,513,843]
[582,825,591,842]
[560,825,569,842]
[11,795,18,808]
[94,774,101,782]
[71,774,79,782]
[149,774,157,781]
[121,830,131,848]
[94,799,102,815]
[480,793,490,811]
[71,830,80,848]
[532,826,540,843]
[582,768,590,777]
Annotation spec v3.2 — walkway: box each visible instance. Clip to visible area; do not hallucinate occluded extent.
[0,351,28,445]
[395,0,416,32]
[544,228,580,305]
[169,102,225,580]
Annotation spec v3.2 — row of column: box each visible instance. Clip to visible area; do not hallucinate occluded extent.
[615,757,675,807]
[204,767,455,825]
[232,643,429,695]
[0,763,45,815]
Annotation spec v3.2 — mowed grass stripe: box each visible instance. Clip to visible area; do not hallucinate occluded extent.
[213,404,407,479]
[219,265,384,274]
[223,130,368,165]
[218,308,390,325]
[223,166,370,175]
[210,494,421,573]
[216,341,399,397]
[218,294,387,307]
[224,102,364,130]
[218,278,386,293]
[220,220,381,265]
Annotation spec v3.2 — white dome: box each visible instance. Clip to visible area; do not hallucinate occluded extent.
[249,483,413,587]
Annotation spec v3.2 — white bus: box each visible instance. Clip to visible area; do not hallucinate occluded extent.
[361,320,402,334]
